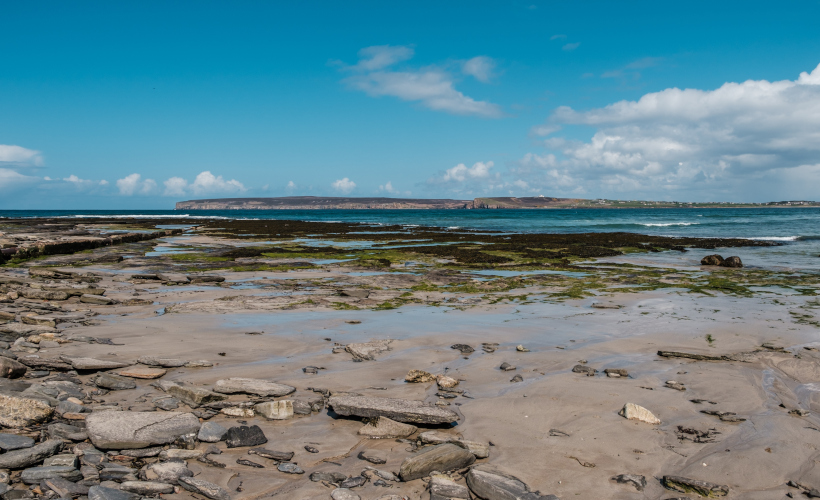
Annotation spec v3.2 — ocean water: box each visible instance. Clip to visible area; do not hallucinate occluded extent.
[2,208,819,271]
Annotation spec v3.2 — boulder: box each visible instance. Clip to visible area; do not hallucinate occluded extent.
[0,394,54,428]
[178,477,230,500]
[60,356,129,371]
[94,373,136,391]
[20,466,82,484]
[345,340,392,360]
[198,422,228,443]
[0,439,62,469]
[0,433,34,451]
[328,395,459,425]
[357,416,417,439]
[662,475,729,497]
[466,465,558,500]
[119,481,175,495]
[225,425,267,448]
[399,443,475,481]
[0,357,27,379]
[254,400,293,420]
[167,385,227,407]
[405,370,435,383]
[720,256,743,268]
[85,411,201,449]
[213,378,295,397]
[701,254,724,266]
[619,403,661,424]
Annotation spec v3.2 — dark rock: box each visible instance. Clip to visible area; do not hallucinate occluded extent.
[604,368,628,378]
[657,351,731,361]
[499,362,516,371]
[302,366,319,374]
[310,471,347,483]
[358,450,386,464]
[612,474,647,491]
[248,448,294,462]
[225,425,267,448]
[701,254,724,266]
[41,476,90,497]
[0,433,34,451]
[48,423,88,441]
[305,445,319,453]
[510,374,523,383]
[87,486,140,500]
[399,443,475,482]
[451,344,474,354]
[277,462,304,474]
[339,476,367,489]
[328,395,459,424]
[93,373,136,391]
[236,459,264,468]
[178,476,231,500]
[572,364,596,376]
[0,358,26,379]
[720,256,743,268]
[20,466,83,484]
[0,439,62,469]
[662,475,729,497]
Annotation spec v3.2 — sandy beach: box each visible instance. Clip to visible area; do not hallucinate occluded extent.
[1,219,819,499]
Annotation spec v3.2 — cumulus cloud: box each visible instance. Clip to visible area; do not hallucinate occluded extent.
[0,168,40,192]
[513,62,820,200]
[0,145,43,168]
[332,177,356,194]
[341,45,502,118]
[462,56,496,83]
[378,181,399,194]
[116,173,157,196]
[426,161,504,194]
[163,177,188,196]
[161,171,246,197]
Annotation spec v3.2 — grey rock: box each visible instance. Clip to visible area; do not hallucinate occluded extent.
[0,393,54,428]
[358,416,418,439]
[59,357,129,371]
[85,411,201,449]
[345,340,392,361]
[572,365,596,376]
[20,466,82,484]
[328,395,459,425]
[330,489,360,500]
[87,485,140,500]
[93,374,135,391]
[225,425,267,448]
[0,433,34,451]
[43,454,79,468]
[80,294,115,305]
[339,476,366,488]
[430,474,470,500]
[248,448,294,462]
[197,421,228,442]
[310,471,347,483]
[0,439,62,469]
[48,423,88,442]
[117,447,162,458]
[213,378,295,397]
[0,358,27,379]
[358,450,386,464]
[179,477,230,500]
[41,476,89,498]
[137,356,186,368]
[153,398,179,411]
[466,464,556,500]
[56,401,87,416]
[510,374,523,383]
[612,474,646,491]
[292,399,312,415]
[399,443,475,481]
[119,481,174,495]
[499,362,516,371]
[98,463,136,481]
[167,385,226,408]
[277,462,304,474]
[143,461,192,484]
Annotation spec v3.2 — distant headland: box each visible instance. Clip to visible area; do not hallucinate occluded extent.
[175,196,820,210]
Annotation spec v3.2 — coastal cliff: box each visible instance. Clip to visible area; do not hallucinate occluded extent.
[174,196,580,210]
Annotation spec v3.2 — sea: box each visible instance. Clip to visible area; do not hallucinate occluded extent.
[2,207,819,272]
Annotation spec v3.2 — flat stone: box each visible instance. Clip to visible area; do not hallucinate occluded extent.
[330,488,360,500]
[20,466,82,484]
[43,453,79,467]
[119,481,175,495]
[117,446,163,458]
[277,462,304,474]
[430,474,470,500]
[358,450,387,464]
[167,385,227,408]
[42,476,89,497]
[466,465,558,500]
[48,423,87,441]
[179,476,230,500]
[154,397,179,411]
[88,486,140,500]
[662,476,729,497]
[310,471,347,483]
[137,356,186,368]
[339,476,366,488]
[21,290,69,301]
[16,356,71,371]
[399,443,475,481]
[143,461,193,484]
[85,411,201,449]
[213,378,295,397]
[358,416,418,439]
[0,433,34,451]
[254,400,293,420]
[157,273,190,284]
[80,295,115,305]
[159,449,203,459]
[60,356,129,371]
[619,403,661,424]
[248,448,294,461]
[0,439,62,468]
[225,425,267,448]
[116,366,166,379]
[345,339,392,361]
[198,421,228,443]
[328,395,459,425]
[94,373,136,391]
[0,357,27,379]
[0,393,54,428]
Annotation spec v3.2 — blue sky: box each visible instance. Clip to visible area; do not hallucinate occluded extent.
[3,1,820,208]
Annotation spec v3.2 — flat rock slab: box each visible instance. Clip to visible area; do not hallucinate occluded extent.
[0,393,54,428]
[117,366,167,379]
[399,443,475,481]
[167,385,227,408]
[137,356,186,368]
[213,378,295,397]
[94,373,136,390]
[466,465,559,500]
[0,439,62,468]
[16,356,72,371]
[85,411,201,449]
[88,485,140,500]
[0,433,34,451]
[60,356,129,371]
[80,294,115,305]
[662,476,729,497]
[178,476,230,500]
[345,339,392,360]
[328,395,459,424]
[430,475,470,500]
[21,465,83,484]
[357,416,418,439]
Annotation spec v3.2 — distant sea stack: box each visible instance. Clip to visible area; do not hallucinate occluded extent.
[175,196,582,210]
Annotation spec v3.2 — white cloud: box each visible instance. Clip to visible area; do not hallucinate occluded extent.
[163,177,188,196]
[0,168,40,192]
[462,56,496,83]
[116,173,158,196]
[562,42,580,52]
[341,45,502,118]
[441,161,494,182]
[286,181,296,191]
[513,62,820,200]
[0,145,43,167]
[550,34,566,40]
[379,181,399,194]
[332,177,356,194]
